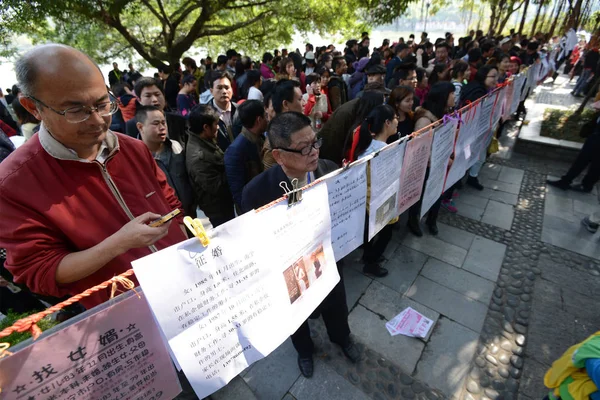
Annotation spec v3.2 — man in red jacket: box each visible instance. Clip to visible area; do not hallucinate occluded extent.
[0,44,187,309]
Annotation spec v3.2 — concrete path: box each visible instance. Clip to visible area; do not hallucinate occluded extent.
[208,77,600,400]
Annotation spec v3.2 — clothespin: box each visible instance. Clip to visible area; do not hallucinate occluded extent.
[341,159,351,170]
[183,216,210,247]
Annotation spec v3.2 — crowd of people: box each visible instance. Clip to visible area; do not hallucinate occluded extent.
[0,26,596,388]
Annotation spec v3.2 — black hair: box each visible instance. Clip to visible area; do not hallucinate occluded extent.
[429,63,449,86]
[237,99,265,129]
[241,70,262,99]
[425,42,434,49]
[262,52,274,63]
[112,82,130,97]
[181,74,196,85]
[315,66,330,77]
[188,104,220,135]
[527,41,539,51]
[134,77,164,97]
[468,48,483,64]
[216,55,228,66]
[436,41,451,51]
[332,56,346,72]
[473,64,498,84]
[182,57,198,70]
[345,104,395,160]
[226,49,237,59]
[157,65,172,74]
[11,98,38,124]
[451,60,469,79]
[348,91,386,139]
[358,46,370,58]
[416,68,427,83]
[260,79,277,97]
[267,111,311,149]
[210,70,234,88]
[422,82,455,119]
[481,40,495,54]
[306,73,321,86]
[135,105,163,125]
[272,79,301,114]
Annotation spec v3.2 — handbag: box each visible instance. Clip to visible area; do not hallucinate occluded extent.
[488,136,499,154]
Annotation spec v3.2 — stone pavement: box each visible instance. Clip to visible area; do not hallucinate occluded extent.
[208,81,600,400]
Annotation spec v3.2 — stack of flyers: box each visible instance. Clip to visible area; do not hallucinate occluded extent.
[385,307,434,338]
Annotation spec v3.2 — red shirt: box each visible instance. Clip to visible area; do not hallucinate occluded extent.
[0,127,187,308]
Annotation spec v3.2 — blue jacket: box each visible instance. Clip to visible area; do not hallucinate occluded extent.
[241,159,338,213]
[386,56,402,85]
[224,128,265,209]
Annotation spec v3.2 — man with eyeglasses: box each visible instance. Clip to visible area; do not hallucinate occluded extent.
[135,105,196,218]
[241,112,359,378]
[0,44,187,310]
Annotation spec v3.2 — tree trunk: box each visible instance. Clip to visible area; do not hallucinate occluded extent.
[567,0,584,29]
[530,0,545,37]
[580,0,593,27]
[468,1,474,31]
[519,0,531,34]
[489,4,499,34]
[549,0,566,36]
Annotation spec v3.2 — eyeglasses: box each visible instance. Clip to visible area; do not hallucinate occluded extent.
[486,75,498,79]
[27,94,118,123]
[274,137,323,156]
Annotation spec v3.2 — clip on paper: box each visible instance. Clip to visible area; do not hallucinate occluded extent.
[280,179,303,207]
[183,216,210,247]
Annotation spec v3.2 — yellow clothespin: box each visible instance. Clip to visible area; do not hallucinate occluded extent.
[183,216,210,247]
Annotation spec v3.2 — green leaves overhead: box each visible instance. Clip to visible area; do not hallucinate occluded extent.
[1,0,371,67]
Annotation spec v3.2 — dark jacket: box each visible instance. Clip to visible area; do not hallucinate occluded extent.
[154,138,196,218]
[108,69,124,86]
[328,75,349,111]
[0,129,15,164]
[318,98,359,165]
[241,159,338,213]
[208,99,243,152]
[126,111,188,145]
[186,133,235,226]
[163,75,180,110]
[224,128,265,209]
[459,81,488,108]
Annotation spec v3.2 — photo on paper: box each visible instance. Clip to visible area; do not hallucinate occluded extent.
[283,244,327,304]
[375,193,397,226]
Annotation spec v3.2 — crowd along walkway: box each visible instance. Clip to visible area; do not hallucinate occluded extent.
[203,77,600,400]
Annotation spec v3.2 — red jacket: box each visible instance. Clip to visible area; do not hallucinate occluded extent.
[0,127,187,309]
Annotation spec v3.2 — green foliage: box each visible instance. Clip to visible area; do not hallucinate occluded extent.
[0,310,58,347]
[1,0,371,67]
[540,108,594,143]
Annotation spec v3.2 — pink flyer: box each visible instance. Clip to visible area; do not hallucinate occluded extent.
[0,291,181,400]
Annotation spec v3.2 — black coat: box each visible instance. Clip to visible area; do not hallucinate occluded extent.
[241,159,338,213]
[208,99,242,152]
[186,133,235,226]
[459,81,487,108]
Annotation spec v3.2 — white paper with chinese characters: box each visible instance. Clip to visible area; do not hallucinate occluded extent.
[133,183,338,400]
[325,163,367,260]
[368,141,406,240]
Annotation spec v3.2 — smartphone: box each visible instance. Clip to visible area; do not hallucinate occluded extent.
[148,209,181,227]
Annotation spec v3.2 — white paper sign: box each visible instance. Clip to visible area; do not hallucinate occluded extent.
[420,120,457,218]
[397,131,434,215]
[368,141,406,240]
[385,307,434,338]
[326,163,367,260]
[133,184,338,399]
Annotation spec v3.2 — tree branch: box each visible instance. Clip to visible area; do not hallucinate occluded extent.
[223,0,276,9]
[200,10,274,36]
[171,3,203,29]
[139,0,166,24]
[155,0,172,29]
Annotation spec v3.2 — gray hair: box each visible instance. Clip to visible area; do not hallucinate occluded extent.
[267,111,312,149]
[15,44,102,97]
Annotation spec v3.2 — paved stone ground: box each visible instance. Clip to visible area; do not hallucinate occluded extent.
[208,80,600,400]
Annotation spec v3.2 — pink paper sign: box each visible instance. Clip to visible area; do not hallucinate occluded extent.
[397,130,434,214]
[0,292,181,400]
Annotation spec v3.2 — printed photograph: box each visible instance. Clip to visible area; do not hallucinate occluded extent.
[376,193,397,226]
[283,243,327,304]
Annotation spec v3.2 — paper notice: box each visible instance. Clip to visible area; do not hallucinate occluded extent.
[368,141,406,240]
[0,291,181,400]
[326,163,367,260]
[397,131,434,215]
[133,183,338,399]
[385,307,434,338]
[420,120,457,218]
